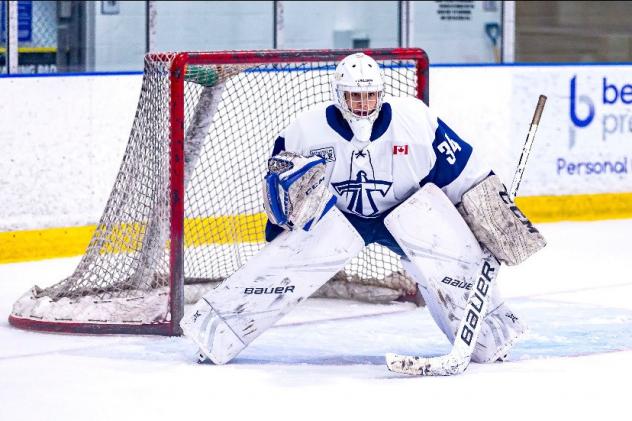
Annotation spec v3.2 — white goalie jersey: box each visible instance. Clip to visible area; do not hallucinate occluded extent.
[271,96,492,219]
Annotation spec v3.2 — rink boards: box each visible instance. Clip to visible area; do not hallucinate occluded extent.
[1,63,632,262]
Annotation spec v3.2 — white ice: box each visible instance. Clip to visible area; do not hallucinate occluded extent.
[1,219,631,421]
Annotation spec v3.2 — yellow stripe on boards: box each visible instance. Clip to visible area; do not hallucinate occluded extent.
[516,192,632,222]
[0,214,267,264]
[2,192,632,264]
[0,47,57,54]
[183,214,267,246]
[0,225,94,264]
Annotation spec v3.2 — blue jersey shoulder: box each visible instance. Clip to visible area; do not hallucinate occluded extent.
[420,118,473,188]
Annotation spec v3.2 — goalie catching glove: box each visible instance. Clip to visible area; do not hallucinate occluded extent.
[457,174,546,266]
[263,151,336,231]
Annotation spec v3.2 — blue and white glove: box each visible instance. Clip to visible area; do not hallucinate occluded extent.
[263,151,337,231]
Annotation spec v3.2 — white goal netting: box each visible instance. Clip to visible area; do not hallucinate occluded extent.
[10,50,427,334]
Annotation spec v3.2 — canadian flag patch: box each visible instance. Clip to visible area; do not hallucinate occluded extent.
[393,145,409,155]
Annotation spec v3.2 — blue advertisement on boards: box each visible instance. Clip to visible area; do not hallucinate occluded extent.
[0,1,33,43]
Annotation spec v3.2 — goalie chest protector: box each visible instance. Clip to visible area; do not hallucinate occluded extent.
[282,97,435,218]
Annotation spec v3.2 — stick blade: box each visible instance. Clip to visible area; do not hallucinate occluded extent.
[386,353,431,375]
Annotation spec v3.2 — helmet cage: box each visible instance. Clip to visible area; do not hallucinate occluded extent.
[334,85,384,123]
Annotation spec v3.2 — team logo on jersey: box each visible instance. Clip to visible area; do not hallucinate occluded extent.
[393,145,409,155]
[310,147,336,162]
[332,170,392,217]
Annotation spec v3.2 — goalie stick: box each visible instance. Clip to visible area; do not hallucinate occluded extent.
[386,95,547,376]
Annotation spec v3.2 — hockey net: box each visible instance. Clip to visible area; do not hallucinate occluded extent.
[9,48,429,335]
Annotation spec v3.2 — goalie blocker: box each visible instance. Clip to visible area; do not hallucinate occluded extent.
[458,174,546,266]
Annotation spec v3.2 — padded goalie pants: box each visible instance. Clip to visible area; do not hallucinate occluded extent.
[265,207,405,256]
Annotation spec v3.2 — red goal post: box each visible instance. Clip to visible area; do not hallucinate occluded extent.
[9,48,429,336]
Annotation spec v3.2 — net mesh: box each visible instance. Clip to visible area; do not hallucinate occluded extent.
[11,51,423,330]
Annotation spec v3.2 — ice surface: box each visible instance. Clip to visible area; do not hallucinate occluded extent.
[1,219,631,421]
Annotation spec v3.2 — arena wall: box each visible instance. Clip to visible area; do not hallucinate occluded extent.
[1,63,631,262]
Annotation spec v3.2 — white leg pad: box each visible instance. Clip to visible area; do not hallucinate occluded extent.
[473,300,527,363]
[386,184,526,363]
[180,206,364,364]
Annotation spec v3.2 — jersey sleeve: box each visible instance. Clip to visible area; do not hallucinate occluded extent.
[419,116,492,205]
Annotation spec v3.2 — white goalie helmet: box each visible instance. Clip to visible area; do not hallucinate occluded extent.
[331,53,385,142]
